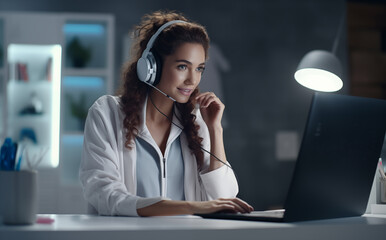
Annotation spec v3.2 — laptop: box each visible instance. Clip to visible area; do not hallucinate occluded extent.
[198,92,386,222]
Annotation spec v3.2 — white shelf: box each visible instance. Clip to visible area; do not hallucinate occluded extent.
[7,80,53,116]
[6,44,62,168]
[8,79,52,86]
[6,116,51,146]
[10,114,50,122]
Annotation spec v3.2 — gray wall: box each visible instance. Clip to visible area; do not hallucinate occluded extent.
[0,0,348,210]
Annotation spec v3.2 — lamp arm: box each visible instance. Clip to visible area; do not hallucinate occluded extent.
[332,13,346,55]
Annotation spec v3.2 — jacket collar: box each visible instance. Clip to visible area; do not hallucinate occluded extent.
[137,94,184,145]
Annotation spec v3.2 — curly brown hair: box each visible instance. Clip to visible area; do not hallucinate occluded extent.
[117,10,210,168]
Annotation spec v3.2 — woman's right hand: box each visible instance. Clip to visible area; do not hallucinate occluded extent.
[189,198,254,214]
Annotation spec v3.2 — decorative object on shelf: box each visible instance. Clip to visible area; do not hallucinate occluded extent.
[66,37,91,68]
[19,128,38,144]
[67,93,88,130]
[19,92,43,115]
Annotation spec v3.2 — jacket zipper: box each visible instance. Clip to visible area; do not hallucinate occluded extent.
[162,157,166,197]
[162,157,166,178]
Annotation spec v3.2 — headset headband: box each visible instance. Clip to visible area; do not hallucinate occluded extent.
[141,20,187,57]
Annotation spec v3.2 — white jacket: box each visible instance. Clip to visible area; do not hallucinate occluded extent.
[80,95,238,216]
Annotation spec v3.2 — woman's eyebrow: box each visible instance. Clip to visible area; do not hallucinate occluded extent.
[175,59,206,65]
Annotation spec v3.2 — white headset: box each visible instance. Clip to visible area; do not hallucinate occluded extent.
[136,20,187,86]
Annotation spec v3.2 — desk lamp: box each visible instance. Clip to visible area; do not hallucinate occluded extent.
[295,16,344,92]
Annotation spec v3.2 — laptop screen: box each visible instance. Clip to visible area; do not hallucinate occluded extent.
[283,93,386,222]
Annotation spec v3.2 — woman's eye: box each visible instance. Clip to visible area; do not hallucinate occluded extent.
[177,65,187,70]
[197,66,205,73]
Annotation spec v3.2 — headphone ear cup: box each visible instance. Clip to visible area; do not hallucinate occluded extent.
[137,55,153,83]
[137,52,157,85]
[151,51,163,86]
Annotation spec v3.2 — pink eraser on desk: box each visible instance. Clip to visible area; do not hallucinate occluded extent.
[36,217,55,224]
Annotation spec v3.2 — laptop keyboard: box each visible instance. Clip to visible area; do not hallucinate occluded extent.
[240,209,285,218]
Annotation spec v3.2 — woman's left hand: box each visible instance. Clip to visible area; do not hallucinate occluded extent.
[195,92,224,130]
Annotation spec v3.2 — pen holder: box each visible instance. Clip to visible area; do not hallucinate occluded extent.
[0,170,38,225]
[380,178,386,204]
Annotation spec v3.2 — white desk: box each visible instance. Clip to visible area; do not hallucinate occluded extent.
[1,214,386,240]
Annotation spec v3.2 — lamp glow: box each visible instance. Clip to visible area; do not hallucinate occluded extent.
[295,68,343,92]
[294,50,343,92]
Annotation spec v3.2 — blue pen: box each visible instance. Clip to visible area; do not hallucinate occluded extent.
[0,138,17,171]
[1,138,11,170]
[0,138,12,170]
[10,143,17,170]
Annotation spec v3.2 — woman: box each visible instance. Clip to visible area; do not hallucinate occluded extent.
[80,10,253,216]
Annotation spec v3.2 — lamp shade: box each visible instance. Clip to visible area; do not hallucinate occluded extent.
[294,50,343,92]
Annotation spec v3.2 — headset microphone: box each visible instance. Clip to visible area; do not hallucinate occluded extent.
[143,80,177,102]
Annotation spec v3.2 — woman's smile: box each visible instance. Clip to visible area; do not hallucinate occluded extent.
[177,87,193,96]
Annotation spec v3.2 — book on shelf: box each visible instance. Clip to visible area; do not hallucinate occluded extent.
[45,57,52,81]
[15,62,29,81]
